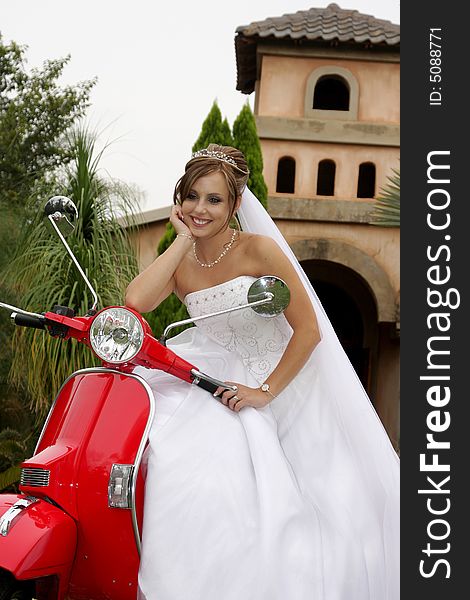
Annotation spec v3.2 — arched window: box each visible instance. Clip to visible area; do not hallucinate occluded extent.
[304,66,359,120]
[276,157,296,193]
[317,160,336,196]
[357,162,376,198]
[313,76,350,111]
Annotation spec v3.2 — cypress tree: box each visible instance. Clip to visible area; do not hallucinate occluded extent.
[220,118,234,147]
[232,102,268,209]
[192,101,233,152]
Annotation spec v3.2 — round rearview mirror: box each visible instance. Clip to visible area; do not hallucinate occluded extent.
[247,276,290,317]
[44,196,78,237]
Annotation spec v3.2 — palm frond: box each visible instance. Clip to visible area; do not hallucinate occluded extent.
[5,125,140,416]
[370,168,400,227]
[0,465,21,492]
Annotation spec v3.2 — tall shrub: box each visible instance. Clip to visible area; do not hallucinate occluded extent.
[232,102,268,209]
[6,127,139,416]
[192,101,233,152]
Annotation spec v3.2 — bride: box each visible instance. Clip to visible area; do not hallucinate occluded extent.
[126,144,400,600]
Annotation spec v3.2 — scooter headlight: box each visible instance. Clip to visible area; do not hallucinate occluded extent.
[90,308,144,363]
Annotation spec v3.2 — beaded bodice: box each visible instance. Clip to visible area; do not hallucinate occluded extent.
[184,276,292,383]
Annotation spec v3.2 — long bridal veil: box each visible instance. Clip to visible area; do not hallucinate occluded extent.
[238,188,399,598]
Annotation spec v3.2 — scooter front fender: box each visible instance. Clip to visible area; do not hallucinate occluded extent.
[0,494,76,582]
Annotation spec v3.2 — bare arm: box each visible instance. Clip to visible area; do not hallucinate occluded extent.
[125,206,192,313]
[219,236,321,411]
[255,236,320,396]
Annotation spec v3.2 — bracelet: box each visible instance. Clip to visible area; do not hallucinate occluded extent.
[176,233,194,241]
[260,383,276,400]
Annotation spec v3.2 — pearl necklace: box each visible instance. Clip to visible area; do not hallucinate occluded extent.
[193,229,237,268]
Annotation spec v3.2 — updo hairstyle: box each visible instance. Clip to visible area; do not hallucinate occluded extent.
[173,144,249,228]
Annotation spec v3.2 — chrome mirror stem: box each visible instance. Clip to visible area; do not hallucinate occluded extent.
[0,302,43,318]
[160,293,273,345]
[47,214,99,312]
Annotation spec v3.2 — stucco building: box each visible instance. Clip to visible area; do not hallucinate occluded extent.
[132,4,400,447]
[235,3,400,446]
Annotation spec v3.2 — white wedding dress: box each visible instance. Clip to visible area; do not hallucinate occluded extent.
[136,275,399,600]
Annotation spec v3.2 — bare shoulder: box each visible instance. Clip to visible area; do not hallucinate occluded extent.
[241,232,285,260]
[238,232,280,256]
[236,232,291,275]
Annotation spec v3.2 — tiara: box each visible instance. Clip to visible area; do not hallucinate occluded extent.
[191,149,237,167]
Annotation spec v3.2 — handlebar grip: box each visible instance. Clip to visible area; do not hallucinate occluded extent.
[194,378,219,395]
[13,313,45,330]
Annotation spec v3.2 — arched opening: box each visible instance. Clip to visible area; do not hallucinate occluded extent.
[302,259,378,395]
[316,160,336,196]
[313,76,350,111]
[291,239,399,444]
[276,157,296,193]
[314,281,368,385]
[357,162,376,198]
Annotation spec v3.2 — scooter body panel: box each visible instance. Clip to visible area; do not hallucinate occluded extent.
[12,369,154,599]
[0,494,76,583]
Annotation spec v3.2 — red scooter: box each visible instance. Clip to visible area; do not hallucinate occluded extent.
[0,196,288,599]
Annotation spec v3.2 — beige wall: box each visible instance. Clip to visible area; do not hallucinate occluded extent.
[256,50,400,318]
[277,219,399,295]
[131,221,168,271]
[258,55,400,123]
[261,138,399,200]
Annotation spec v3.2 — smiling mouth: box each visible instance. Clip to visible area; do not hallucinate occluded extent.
[191,217,212,226]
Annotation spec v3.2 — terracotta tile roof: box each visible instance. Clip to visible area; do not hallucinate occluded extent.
[235,3,400,93]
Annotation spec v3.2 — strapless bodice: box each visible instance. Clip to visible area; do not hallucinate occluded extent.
[184,276,292,382]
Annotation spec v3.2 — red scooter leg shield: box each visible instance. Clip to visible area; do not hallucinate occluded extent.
[1,369,154,600]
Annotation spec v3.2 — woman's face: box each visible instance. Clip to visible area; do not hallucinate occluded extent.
[181,171,236,238]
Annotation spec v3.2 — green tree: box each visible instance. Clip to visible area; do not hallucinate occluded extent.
[0,37,96,489]
[370,168,400,227]
[0,34,96,205]
[5,126,139,417]
[220,118,233,147]
[0,204,23,419]
[192,100,233,152]
[232,102,268,209]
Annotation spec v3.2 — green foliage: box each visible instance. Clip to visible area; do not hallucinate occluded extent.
[142,223,190,339]
[232,102,268,209]
[4,127,139,416]
[0,34,96,205]
[0,421,39,491]
[0,35,96,487]
[0,465,21,492]
[0,204,23,412]
[157,221,177,254]
[145,293,190,340]
[370,168,400,227]
[192,101,233,152]
[0,433,25,468]
[221,118,234,147]
[0,428,33,491]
